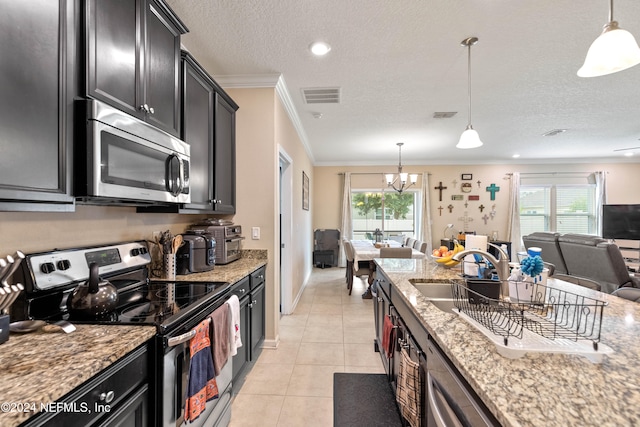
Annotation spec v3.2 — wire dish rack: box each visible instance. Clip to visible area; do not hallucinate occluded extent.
[450,280,608,354]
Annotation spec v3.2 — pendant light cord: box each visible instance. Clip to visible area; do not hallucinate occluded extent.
[467,41,472,127]
[609,0,613,23]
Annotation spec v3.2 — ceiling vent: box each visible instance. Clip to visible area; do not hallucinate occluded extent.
[302,87,341,104]
[433,112,457,119]
[542,129,567,137]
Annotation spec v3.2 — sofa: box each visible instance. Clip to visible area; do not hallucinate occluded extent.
[522,232,640,295]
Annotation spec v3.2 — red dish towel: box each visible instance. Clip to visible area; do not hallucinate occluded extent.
[184,319,219,423]
[209,303,230,376]
[381,315,395,359]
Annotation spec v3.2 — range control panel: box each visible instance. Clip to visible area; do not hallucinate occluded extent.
[24,242,151,292]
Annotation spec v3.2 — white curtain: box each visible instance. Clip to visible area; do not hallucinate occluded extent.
[419,173,433,254]
[339,172,352,267]
[594,171,607,236]
[506,172,521,261]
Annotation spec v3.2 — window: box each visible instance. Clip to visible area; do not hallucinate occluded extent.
[520,184,597,236]
[351,191,418,240]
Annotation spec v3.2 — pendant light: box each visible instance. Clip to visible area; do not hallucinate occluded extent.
[385,143,418,193]
[578,0,640,77]
[457,37,483,149]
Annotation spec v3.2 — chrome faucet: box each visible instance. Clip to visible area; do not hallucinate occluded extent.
[452,242,511,283]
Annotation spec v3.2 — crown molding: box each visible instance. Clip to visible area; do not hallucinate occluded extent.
[214,74,315,163]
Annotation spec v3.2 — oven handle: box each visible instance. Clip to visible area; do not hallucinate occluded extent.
[167,329,196,347]
[225,237,245,243]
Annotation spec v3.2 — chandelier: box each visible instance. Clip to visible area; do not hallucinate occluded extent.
[385,142,418,193]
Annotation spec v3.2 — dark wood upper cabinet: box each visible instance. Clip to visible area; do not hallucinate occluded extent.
[85,0,186,137]
[139,52,238,214]
[0,0,77,211]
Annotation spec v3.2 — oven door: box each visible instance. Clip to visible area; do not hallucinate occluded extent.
[80,99,191,204]
[220,237,243,264]
[161,310,233,426]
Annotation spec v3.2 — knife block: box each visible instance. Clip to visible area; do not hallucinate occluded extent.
[0,314,9,344]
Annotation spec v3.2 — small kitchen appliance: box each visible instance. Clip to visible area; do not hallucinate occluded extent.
[189,221,243,265]
[176,231,216,274]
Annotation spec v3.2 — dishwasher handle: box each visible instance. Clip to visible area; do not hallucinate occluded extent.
[428,372,464,427]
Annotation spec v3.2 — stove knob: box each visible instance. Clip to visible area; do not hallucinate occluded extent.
[56,260,71,271]
[130,248,140,256]
[139,247,148,254]
[40,262,56,274]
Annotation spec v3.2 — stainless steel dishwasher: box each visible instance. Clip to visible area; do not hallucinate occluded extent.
[426,338,500,427]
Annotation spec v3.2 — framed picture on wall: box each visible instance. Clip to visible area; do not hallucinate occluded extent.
[302,171,309,210]
[461,173,473,180]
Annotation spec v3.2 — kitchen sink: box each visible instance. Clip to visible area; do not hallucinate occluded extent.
[409,281,457,313]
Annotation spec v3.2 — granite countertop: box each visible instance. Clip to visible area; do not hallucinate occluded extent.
[376,257,640,427]
[169,250,267,284]
[0,324,156,427]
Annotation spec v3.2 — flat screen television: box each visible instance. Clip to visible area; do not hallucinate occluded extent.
[602,204,640,240]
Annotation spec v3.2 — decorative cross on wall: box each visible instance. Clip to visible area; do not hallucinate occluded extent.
[458,211,474,232]
[486,183,500,200]
[479,204,485,212]
[434,181,447,201]
[464,201,468,208]
[490,204,497,218]
[447,204,454,213]
[482,214,490,224]
[477,180,482,188]
[438,205,443,216]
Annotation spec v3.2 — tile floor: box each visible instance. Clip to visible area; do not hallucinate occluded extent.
[229,266,384,427]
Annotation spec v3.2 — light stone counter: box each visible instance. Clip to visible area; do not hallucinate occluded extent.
[0,324,156,427]
[376,257,640,427]
[168,250,267,285]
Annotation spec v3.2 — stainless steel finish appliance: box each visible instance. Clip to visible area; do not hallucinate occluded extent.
[190,224,243,265]
[426,338,499,427]
[177,232,216,274]
[75,99,191,205]
[11,241,232,427]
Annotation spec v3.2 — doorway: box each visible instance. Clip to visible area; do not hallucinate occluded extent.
[279,148,293,315]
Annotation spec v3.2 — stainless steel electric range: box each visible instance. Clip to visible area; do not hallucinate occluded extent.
[11,241,233,427]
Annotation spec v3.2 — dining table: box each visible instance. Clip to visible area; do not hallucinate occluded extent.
[350,239,425,273]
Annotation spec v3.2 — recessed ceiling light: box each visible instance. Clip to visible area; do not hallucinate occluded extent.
[512,154,520,158]
[310,41,331,56]
[624,152,634,157]
[312,112,323,119]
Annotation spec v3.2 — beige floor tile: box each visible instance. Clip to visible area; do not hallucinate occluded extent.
[286,364,344,397]
[306,313,343,327]
[343,325,375,344]
[279,312,308,327]
[229,394,284,427]
[238,363,294,395]
[301,324,344,343]
[309,303,343,315]
[344,342,382,367]
[295,342,345,365]
[311,294,343,305]
[292,302,312,314]
[256,341,300,364]
[276,396,334,427]
[278,325,305,343]
[344,364,386,374]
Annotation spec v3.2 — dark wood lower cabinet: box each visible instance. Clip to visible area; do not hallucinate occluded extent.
[231,267,266,392]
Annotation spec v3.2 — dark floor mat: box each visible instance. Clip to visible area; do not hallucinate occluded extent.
[333,373,403,427]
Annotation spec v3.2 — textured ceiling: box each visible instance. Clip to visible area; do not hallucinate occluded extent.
[165,0,640,166]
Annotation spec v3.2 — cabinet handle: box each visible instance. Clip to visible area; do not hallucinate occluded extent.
[239,289,246,294]
[139,104,149,113]
[377,297,383,302]
[99,390,115,404]
[248,302,253,308]
[148,106,155,114]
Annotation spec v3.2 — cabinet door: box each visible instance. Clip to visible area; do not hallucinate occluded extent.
[212,94,237,213]
[143,0,181,137]
[86,0,142,120]
[97,385,148,427]
[181,55,214,210]
[231,295,251,390]
[249,283,265,361]
[0,0,75,210]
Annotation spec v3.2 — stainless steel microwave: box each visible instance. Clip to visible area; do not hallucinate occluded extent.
[75,99,190,205]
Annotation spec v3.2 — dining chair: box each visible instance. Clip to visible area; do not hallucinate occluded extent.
[379,247,413,258]
[406,238,417,249]
[415,241,428,253]
[343,241,371,295]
